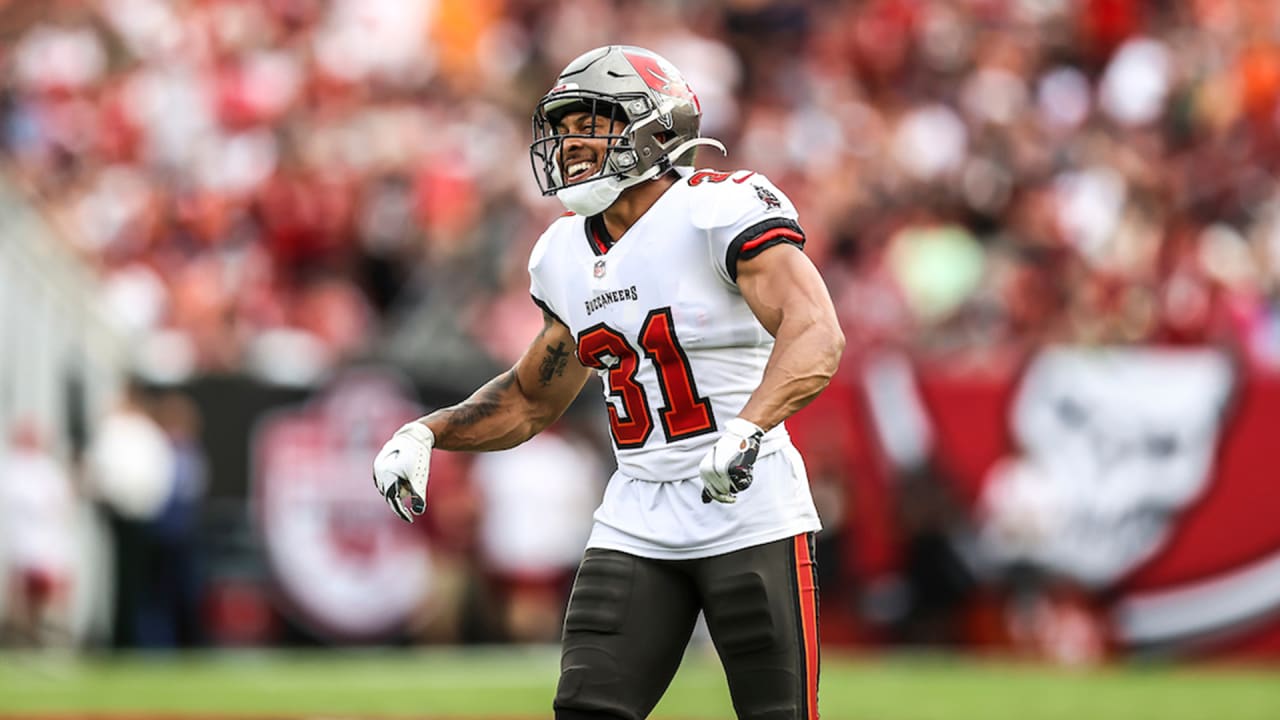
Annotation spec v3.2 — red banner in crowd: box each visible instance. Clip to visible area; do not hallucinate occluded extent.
[923,348,1280,657]
[250,368,433,642]
[794,347,1280,658]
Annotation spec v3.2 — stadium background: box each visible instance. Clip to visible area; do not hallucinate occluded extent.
[2,0,1280,717]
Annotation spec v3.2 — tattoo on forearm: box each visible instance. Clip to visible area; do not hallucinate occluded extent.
[449,371,516,426]
[538,342,571,386]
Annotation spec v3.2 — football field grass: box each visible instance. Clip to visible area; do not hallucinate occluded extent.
[1,647,1277,719]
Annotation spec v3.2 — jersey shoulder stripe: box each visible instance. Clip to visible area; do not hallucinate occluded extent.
[681,169,804,283]
[725,217,806,281]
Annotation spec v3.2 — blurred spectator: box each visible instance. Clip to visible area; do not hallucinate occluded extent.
[0,419,79,647]
[135,390,209,648]
[85,379,175,649]
[471,425,602,643]
[411,449,496,644]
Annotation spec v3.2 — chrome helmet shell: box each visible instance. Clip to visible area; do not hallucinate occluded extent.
[530,45,718,197]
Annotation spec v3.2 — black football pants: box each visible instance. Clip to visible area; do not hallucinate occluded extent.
[553,533,819,720]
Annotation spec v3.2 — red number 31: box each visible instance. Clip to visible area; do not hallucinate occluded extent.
[576,307,717,448]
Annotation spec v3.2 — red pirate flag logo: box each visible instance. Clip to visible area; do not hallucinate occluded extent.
[623,51,701,113]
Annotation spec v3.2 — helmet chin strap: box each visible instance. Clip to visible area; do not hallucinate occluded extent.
[556,137,727,216]
[666,137,727,163]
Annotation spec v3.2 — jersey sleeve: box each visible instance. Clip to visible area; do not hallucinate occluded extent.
[697,172,806,285]
[528,227,568,328]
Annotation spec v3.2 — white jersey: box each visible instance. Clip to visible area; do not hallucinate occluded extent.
[528,168,821,559]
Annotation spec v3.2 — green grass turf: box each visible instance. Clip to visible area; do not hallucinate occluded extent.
[1,647,1278,719]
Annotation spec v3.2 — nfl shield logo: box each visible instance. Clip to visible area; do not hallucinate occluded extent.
[594,260,606,278]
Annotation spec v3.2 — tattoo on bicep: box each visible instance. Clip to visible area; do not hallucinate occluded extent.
[449,371,516,426]
[538,341,571,386]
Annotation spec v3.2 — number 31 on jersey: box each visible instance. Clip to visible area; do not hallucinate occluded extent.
[576,307,717,448]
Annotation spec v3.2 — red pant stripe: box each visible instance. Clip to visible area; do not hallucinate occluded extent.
[793,534,820,719]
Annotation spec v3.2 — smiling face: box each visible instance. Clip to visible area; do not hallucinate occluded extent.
[555,110,627,185]
[529,46,708,198]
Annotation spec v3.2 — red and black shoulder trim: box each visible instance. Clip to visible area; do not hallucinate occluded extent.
[531,295,567,328]
[725,217,806,281]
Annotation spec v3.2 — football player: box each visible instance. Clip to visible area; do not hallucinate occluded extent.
[373,45,844,720]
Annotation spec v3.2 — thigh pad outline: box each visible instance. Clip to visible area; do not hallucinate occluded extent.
[564,551,634,634]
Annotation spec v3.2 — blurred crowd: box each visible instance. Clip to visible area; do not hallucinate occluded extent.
[4,0,1279,384]
[1,383,206,648]
[3,0,1280,655]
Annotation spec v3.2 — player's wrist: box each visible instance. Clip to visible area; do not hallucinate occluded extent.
[394,421,435,448]
[726,417,764,438]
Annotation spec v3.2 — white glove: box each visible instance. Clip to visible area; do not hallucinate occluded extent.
[699,417,765,504]
[372,421,435,523]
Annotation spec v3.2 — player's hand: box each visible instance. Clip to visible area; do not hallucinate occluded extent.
[372,421,435,523]
[699,418,765,504]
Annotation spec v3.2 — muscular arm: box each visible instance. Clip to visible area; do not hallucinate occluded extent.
[419,313,592,451]
[735,245,846,431]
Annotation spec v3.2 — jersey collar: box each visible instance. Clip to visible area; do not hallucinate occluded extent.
[584,214,615,256]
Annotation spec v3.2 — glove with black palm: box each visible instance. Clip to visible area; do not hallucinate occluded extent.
[372,421,435,523]
[698,418,765,504]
